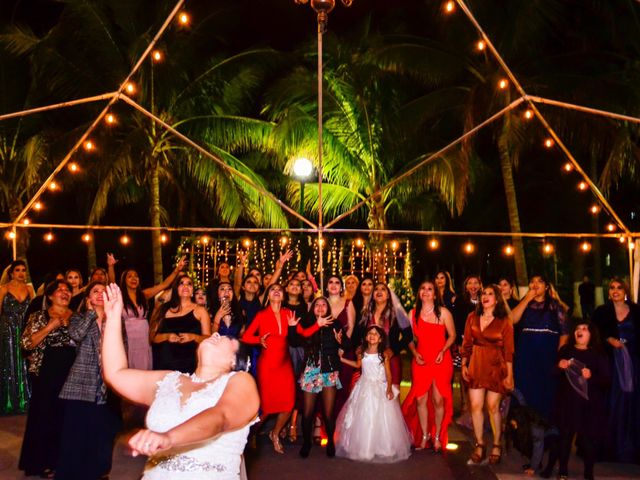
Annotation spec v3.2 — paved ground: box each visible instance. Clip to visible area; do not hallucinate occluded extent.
[1,414,639,479]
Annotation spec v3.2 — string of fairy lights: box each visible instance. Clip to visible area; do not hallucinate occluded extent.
[1,1,638,271]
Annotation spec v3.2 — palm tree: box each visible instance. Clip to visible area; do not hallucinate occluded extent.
[2,0,290,282]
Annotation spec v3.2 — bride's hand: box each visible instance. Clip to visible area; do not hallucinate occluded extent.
[103,283,123,321]
[129,429,172,457]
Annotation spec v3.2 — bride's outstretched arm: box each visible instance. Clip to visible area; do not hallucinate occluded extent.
[128,372,259,457]
[102,283,169,406]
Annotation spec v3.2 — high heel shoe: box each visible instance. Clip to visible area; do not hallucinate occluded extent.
[433,434,442,453]
[415,432,431,450]
[467,442,486,465]
[288,424,298,443]
[269,430,284,454]
[488,444,502,465]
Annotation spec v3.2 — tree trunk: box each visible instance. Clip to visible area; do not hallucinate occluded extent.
[150,165,163,284]
[87,235,97,271]
[367,191,387,282]
[498,115,528,289]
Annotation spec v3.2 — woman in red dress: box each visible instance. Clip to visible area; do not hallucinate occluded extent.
[461,284,514,465]
[402,280,456,452]
[241,283,326,453]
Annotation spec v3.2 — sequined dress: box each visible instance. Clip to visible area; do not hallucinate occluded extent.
[143,371,255,479]
[0,292,31,414]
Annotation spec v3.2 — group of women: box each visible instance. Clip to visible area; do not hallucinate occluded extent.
[1,253,639,478]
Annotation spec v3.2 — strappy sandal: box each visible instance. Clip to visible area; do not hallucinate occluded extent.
[433,434,442,453]
[288,423,298,442]
[269,430,284,454]
[467,442,486,465]
[488,444,502,465]
[415,432,430,450]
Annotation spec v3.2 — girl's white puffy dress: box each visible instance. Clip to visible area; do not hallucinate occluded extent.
[143,371,254,479]
[335,352,412,462]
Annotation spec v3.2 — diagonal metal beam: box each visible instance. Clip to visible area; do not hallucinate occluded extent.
[119,95,318,229]
[527,95,640,125]
[456,0,631,235]
[324,97,526,229]
[0,93,116,122]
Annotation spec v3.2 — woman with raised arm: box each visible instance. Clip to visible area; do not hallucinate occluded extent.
[56,282,122,480]
[119,256,187,371]
[241,283,326,454]
[151,274,211,374]
[402,280,456,453]
[102,283,259,479]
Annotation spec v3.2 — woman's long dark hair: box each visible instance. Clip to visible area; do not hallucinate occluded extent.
[474,284,509,319]
[120,269,149,317]
[414,279,442,321]
[150,273,192,336]
[209,282,245,330]
[360,282,396,328]
[435,270,456,300]
[302,296,337,363]
[362,325,387,364]
[79,281,104,313]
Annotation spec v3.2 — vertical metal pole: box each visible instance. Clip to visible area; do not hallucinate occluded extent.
[317,25,325,292]
[11,226,17,260]
[299,181,305,228]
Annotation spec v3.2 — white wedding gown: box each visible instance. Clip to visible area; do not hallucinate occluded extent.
[143,371,254,479]
[335,353,412,463]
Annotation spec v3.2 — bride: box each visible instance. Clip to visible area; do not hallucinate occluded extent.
[101,284,259,479]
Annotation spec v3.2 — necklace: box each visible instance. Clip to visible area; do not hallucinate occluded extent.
[190,373,220,384]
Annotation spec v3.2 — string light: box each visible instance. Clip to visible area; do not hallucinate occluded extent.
[619,235,627,244]
[590,205,600,215]
[242,238,251,249]
[630,241,636,250]
[476,40,485,51]
[105,113,116,125]
[503,244,515,256]
[124,82,136,95]
[563,162,573,172]
[152,50,163,62]
[280,236,289,247]
[22,218,30,225]
[83,140,95,152]
[120,233,130,245]
[578,181,588,191]
[390,240,399,251]
[201,235,211,245]
[44,232,54,243]
[160,233,168,244]
[34,201,43,211]
[498,79,508,90]
[82,232,92,243]
[523,109,533,120]
[428,238,439,250]
[7,230,16,240]
[48,181,58,191]
[463,241,475,255]
[178,11,190,25]
[319,238,325,248]
[580,241,592,253]
[544,138,554,148]
[355,238,364,248]
[606,223,617,232]
[68,162,79,173]
[444,1,455,13]
[543,242,554,254]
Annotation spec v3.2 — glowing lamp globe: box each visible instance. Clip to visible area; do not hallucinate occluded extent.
[293,157,313,180]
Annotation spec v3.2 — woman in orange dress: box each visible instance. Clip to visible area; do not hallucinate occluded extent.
[461,284,514,466]
[402,280,456,452]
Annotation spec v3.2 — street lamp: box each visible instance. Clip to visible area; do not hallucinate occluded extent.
[293,157,313,227]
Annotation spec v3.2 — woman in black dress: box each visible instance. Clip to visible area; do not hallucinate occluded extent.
[150,274,211,373]
[19,280,76,478]
[555,321,610,480]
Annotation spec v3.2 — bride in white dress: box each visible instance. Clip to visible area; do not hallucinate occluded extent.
[101,284,259,479]
[335,325,412,463]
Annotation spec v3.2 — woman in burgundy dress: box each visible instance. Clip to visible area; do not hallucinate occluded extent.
[402,280,456,452]
[461,284,514,465]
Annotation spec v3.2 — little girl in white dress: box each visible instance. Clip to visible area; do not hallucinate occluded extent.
[335,325,412,463]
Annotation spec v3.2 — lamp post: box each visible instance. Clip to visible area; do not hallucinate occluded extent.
[293,157,313,228]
